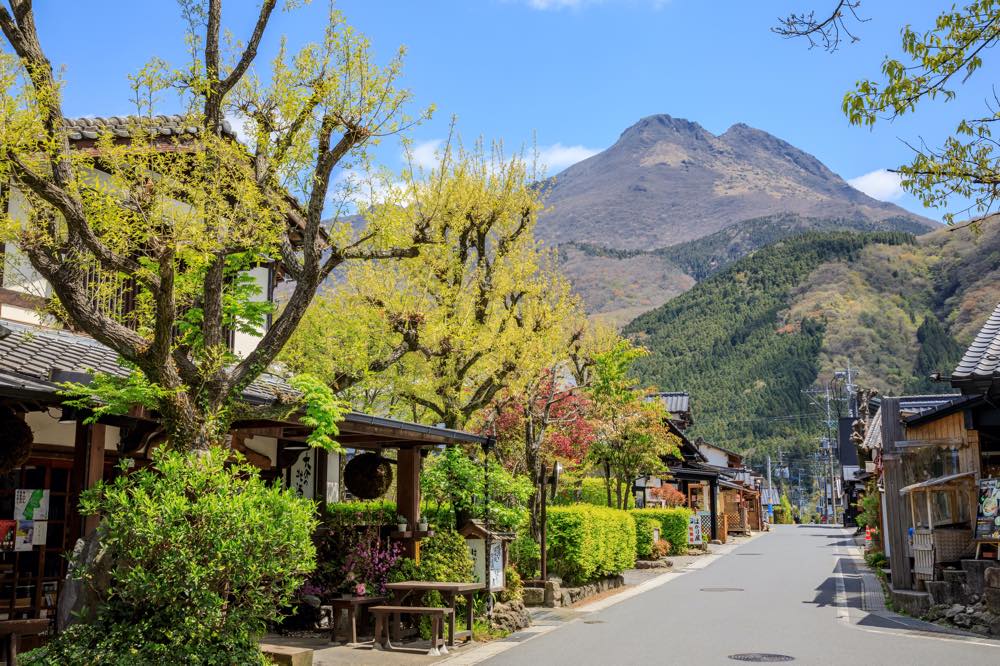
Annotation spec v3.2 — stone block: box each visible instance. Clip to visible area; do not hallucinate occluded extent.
[522,586,545,607]
[985,567,1000,590]
[986,587,1000,614]
[544,580,561,607]
[942,569,968,585]
[925,581,959,607]
[260,644,312,666]
[961,560,1000,595]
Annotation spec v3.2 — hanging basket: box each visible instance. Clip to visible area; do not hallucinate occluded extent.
[343,453,393,500]
[0,407,33,475]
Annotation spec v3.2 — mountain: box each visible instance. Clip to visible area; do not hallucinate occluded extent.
[540,114,935,250]
[623,224,1000,457]
[540,114,938,322]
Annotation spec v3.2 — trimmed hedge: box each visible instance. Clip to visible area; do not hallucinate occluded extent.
[546,505,636,585]
[554,478,633,508]
[630,508,691,556]
[633,514,663,560]
[323,500,397,526]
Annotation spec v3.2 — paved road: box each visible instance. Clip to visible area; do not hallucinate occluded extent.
[482,525,1000,665]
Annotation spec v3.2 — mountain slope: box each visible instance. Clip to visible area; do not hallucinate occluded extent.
[624,224,1000,455]
[561,212,932,324]
[539,114,936,251]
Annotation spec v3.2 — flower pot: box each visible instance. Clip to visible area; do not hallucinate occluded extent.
[397,523,408,532]
[418,522,428,532]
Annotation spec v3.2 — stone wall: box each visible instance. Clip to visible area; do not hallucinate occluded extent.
[523,575,626,608]
[920,559,1000,636]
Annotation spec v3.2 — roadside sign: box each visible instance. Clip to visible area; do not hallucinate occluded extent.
[688,514,703,545]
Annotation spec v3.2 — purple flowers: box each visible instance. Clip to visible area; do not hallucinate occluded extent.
[341,537,402,596]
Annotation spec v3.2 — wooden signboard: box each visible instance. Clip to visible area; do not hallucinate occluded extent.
[975,477,1000,540]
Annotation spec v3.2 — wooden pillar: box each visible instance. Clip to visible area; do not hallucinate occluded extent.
[881,398,913,590]
[709,477,719,541]
[72,421,105,537]
[315,449,329,515]
[397,447,421,560]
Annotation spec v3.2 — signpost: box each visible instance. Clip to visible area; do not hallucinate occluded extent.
[688,514,703,546]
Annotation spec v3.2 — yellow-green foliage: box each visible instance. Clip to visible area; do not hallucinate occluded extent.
[630,508,691,556]
[632,514,662,560]
[554,478,631,508]
[546,505,636,585]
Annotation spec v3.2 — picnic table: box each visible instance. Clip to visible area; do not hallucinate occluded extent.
[384,581,485,646]
[322,595,387,644]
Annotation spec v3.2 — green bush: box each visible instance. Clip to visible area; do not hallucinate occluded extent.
[24,447,317,665]
[865,551,888,569]
[324,499,396,526]
[554,477,632,508]
[633,514,663,560]
[630,508,691,556]
[546,505,636,585]
[510,531,541,579]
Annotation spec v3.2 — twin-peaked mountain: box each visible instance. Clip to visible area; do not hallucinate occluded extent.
[536,114,937,323]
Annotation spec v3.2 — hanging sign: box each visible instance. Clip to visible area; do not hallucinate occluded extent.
[975,477,1000,540]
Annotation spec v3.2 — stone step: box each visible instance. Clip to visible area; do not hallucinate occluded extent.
[961,560,1000,594]
[942,568,968,584]
[260,644,312,666]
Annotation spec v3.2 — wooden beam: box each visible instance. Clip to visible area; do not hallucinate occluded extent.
[882,398,913,590]
[397,448,421,560]
[72,421,106,537]
[895,438,964,449]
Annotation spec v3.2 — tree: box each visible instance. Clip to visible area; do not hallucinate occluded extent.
[0,0,433,451]
[778,1,1000,225]
[490,364,596,539]
[586,339,679,509]
[295,142,583,429]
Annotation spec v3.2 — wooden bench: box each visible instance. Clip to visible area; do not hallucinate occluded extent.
[370,605,454,656]
[322,595,387,644]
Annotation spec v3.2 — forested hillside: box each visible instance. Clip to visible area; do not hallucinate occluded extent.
[560,212,934,324]
[624,223,1000,460]
[624,231,915,454]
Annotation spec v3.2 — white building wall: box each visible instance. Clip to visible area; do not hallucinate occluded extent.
[231,265,271,358]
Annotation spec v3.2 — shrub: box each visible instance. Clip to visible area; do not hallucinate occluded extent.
[554,477,631,508]
[865,551,888,569]
[510,531,540,579]
[500,566,523,603]
[630,508,691,556]
[546,505,636,585]
[633,514,663,560]
[652,539,671,558]
[324,499,396,527]
[24,447,317,665]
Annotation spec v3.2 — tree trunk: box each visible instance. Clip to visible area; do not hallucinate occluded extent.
[615,476,622,510]
[603,460,612,507]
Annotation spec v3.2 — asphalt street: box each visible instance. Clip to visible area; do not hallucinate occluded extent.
[482,525,1000,666]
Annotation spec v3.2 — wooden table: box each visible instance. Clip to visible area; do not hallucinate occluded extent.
[323,595,387,644]
[384,581,485,646]
[0,619,49,666]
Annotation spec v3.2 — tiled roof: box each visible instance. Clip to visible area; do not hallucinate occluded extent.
[654,391,690,415]
[0,319,291,405]
[953,302,1000,381]
[63,115,235,141]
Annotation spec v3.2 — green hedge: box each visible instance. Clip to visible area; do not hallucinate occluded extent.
[554,478,632,508]
[323,500,397,526]
[546,505,636,585]
[633,514,662,560]
[630,508,691,556]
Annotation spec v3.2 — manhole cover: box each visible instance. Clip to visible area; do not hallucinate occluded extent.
[583,620,605,624]
[700,587,744,592]
[728,654,794,662]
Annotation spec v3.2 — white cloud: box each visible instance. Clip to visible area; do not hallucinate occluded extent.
[408,139,444,170]
[847,169,904,201]
[536,143,600,173]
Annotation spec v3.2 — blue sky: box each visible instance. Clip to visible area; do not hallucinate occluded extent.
[22,1,998,221]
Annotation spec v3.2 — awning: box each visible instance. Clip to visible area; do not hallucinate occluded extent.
[899,471,976,495]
